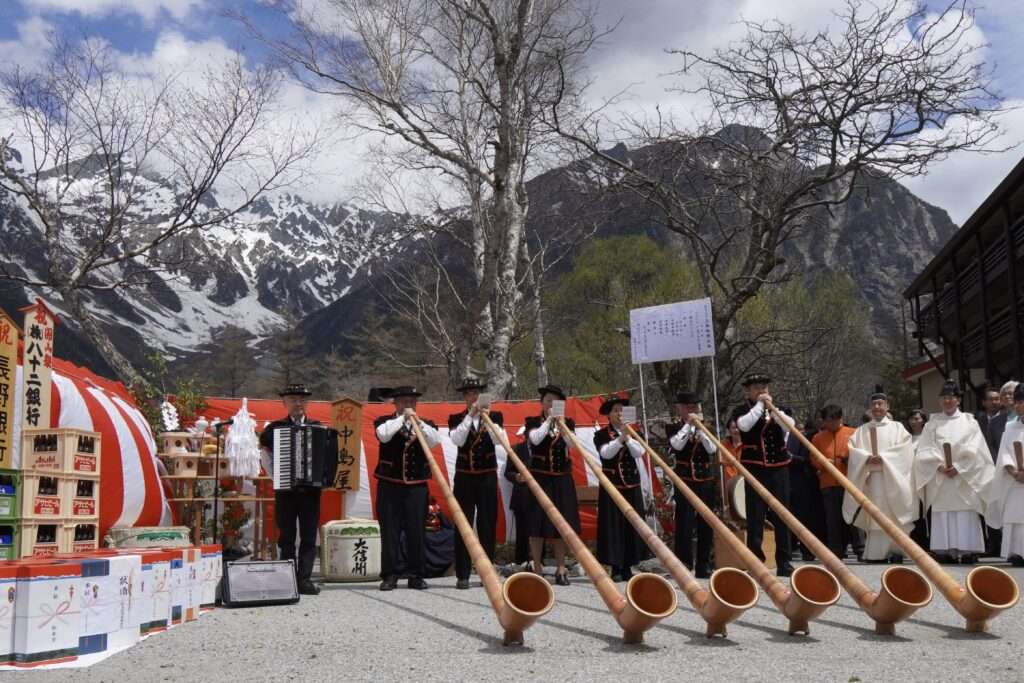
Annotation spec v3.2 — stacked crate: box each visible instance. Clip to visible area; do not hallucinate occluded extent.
[18,428,102,557]
[0,468,19,560]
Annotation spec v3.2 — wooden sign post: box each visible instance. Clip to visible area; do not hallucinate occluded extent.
[19,299,59,432]
[0,311,20,468]
[331,397,364,519]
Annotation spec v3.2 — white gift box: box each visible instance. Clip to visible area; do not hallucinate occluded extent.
[0,565,17,664]
[11,560,81,667]
[165,548,185,627]
[77,558,116,654]
[147,552,173,635]
[200,545,222,611]
[104,554,142,652]
[182,547,200,622]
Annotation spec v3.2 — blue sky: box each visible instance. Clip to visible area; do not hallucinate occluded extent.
[1,0,1022,224]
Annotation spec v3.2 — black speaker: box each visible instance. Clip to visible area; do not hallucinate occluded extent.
[221,560,300,607]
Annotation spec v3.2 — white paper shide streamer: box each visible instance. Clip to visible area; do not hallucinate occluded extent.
[224,398,261,478]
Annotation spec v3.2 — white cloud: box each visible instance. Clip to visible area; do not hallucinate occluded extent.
[20,0,204,23]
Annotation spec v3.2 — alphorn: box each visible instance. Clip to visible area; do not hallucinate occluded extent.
[557,419,758,637]
[480,412,677,643]
[408,414,554,645]
[623,424,840,635]
[692,415,935,635]
[764,404,1021,633]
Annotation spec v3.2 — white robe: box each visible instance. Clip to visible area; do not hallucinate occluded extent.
[986,420,1024,558]
[844,418,917,560]
[915,411,994,554]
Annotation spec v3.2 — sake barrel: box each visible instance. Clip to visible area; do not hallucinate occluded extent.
[104,525,193,548]
[320,519,381,582]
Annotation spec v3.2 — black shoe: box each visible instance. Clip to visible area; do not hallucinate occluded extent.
[379,577,398,591]
[554,572,571,586]
[456,578,470,590]
[1009,555,1024,567]
[960,554,977,565]
[408,578,429,590]
[777,563,794,578]
[888,554,905,564]
[695,564,712,580]
[297,579,320,595]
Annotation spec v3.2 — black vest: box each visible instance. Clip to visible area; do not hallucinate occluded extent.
[447,410,503,474]
[526,416,575,475]
[373,414,438,484]
[729,402,792,468]
[592,425,641,488]
[665,422,715,482]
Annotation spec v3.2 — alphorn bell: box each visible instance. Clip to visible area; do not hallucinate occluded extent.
[408,414,554,646]
[479,412,677,643]
[623,423,840,635]
[692,416,934,635]
[764,404,1020,633]
[557,418,758,637]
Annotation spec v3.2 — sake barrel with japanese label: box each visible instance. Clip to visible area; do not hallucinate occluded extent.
[320,519,381,582]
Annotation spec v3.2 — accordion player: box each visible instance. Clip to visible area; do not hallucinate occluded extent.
[272,423,340,490]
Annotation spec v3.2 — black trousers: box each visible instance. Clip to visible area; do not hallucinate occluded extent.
[376,480,428,580]
[453,472,498,580]
[673,480,714,569]
[744,465,792,568]
[275,487,321,581]
[821,487,847,557]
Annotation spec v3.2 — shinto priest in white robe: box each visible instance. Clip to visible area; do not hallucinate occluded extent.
[985,419,1024,559]
[914,410,994,555]
[844,417,917,560]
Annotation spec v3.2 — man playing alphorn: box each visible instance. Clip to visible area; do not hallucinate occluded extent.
[730,373,796,577]
[447,377,503,589]
[666,391,717,578]
[915,380,994,564]
[844,387,917,563]
[374,386,443,590]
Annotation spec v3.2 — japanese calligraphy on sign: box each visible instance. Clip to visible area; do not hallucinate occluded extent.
[19,299,58,432]
[0,310,19,468]
[331,397,363,492]
[351,538,368,576]
[629,298,716,364]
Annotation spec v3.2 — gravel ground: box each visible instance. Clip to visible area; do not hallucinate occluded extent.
[9,561,1024,683]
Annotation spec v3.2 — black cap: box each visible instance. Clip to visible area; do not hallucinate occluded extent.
[870,384,888,402]
[279,383,312,397]
[599,396,630,415]
[939,380,961,398]
[741,373,771,387]
[456,377,487,393]
[390,385,423,398]
[674,391,702,405]
[367,387,393,402]
[538,384,567,400]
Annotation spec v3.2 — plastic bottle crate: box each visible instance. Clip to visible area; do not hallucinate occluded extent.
[0,523,18,560]
[19,520,67,558]
[0,468,21,520]
[20,427,102,476]
[63,519,100,554]
[63,475,101,519]
[21,473,66,519]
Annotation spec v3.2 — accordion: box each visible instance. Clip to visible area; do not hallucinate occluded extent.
[272,425,340,491]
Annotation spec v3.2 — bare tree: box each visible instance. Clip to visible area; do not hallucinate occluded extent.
[242,0,604,396]
[0,33,313,389]
[557,0,1009,402]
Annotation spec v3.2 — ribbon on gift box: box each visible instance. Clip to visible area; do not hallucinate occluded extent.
[0,604,10,626]
[82,591,102,617]
[38,600,75,627]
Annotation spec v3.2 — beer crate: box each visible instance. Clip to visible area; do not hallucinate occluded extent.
[20,428,101,476]
[63,519,100,554]
[0,523,18,560]
[19,520,67,558]
[0,468,21,520]
[63,474,101,519]
[21,473,65,519]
